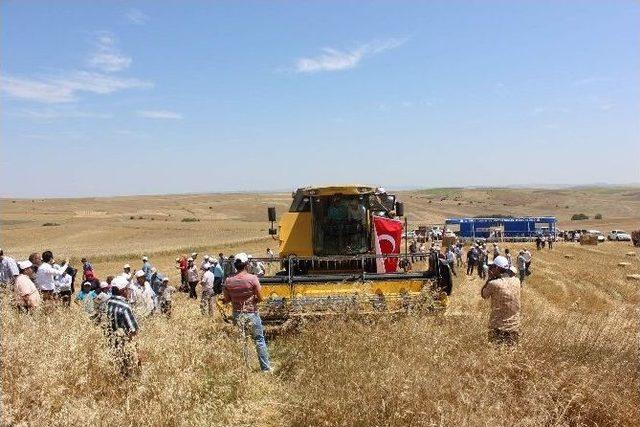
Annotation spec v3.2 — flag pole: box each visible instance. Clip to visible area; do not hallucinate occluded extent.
[404,216,408,264]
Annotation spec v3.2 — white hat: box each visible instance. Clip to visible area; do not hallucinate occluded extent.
[489,255,509,269]
[100,281,111,289]
[18,260,33,270]
[187,257,194,262]
[234,252,249,263]
[123,264,131,269]
[151,267,157,274]
[162,277,169,282]
[142,256,148,261]
[111,276,129,290]
[211,258,218,264]
[204,255,210,260]
[191,252,198,257]
[248,254,253,259]
[175,257,180,262]
[203,262,211,270]
[135,270,146,278]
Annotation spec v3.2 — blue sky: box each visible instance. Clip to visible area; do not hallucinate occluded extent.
[2,1,639,197]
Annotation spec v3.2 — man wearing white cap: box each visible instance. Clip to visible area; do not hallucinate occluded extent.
[221,252,271,372]
[133,270,155,317]
[92,281,112,323]
[105,276,139,377]
[200,262,215,316]
[14,261,41,312]
[0,248,20,286]
[186,257,199,299]
[481,255,521,346]
[210,258,224,295]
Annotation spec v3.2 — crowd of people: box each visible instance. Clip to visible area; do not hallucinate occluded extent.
[0,235,543,377]
[0,247,274,375]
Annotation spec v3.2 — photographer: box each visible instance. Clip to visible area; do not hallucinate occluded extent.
[480,256,521,346]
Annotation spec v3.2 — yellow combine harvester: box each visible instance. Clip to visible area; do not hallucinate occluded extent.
[256,185,452,327]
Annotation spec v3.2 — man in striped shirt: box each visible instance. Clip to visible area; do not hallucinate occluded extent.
[106,276,139,376]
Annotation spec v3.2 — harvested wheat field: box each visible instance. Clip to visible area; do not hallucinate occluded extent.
[2,187,640,426]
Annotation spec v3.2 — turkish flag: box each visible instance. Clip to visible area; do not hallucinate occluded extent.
[373,216,403,273]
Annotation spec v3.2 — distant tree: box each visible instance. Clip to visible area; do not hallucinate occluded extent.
[594,213,603,220]
[571,213,589,221]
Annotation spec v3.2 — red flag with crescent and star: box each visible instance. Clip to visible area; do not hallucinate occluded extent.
[373,215,403,273]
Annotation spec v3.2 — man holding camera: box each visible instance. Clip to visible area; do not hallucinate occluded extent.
[480,255,521,346]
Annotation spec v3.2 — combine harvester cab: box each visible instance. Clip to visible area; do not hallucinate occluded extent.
[255,185,452,328]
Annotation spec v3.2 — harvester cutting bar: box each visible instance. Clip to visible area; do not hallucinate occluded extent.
[260,271,435,284]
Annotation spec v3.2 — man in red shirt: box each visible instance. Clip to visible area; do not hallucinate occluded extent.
[221,252,271,372]
[176,255,188,292]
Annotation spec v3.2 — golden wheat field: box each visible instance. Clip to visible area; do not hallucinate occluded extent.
[2,187,639,426]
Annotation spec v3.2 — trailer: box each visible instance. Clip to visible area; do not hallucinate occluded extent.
[445,216,557,241]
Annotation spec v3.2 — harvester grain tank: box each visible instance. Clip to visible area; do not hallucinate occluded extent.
[256,185,452,326]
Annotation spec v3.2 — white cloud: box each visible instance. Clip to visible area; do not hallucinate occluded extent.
[126,9,149,25]
[2,71,152,103]
[16,107,113,119]
[137,110,183,119]
[88,33,132,72]
[295,37,408,73]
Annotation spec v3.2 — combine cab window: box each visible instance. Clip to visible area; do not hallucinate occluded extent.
[312,196,369,256]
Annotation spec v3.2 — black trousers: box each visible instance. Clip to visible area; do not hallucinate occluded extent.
[213,277,223,295]
[466,261,475,275]
[188,281,198,299]
[58,290,72,307]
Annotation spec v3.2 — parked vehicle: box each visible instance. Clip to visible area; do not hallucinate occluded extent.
[608,230,632,241]
[587,230,606,242]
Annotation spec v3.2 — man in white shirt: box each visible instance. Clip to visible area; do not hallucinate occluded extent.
[36,251,69,301]
[54,265,73,307]
[121,264,133,282]
[201,255,211,271]
[0,248,20,286]
[200,264,215,316]
[132,269,155,317]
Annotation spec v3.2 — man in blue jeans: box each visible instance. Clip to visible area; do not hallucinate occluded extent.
[221,252,271,372]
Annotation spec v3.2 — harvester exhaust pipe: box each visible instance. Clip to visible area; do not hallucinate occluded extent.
[268,207,277,235]
[396,201,408,265]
